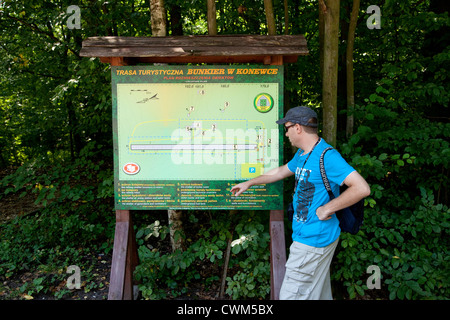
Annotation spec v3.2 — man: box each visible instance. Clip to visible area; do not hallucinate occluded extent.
[230,106,370,300]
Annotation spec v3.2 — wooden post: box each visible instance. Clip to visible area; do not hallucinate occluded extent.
[269,210,286,300]
[108,57,139,300]
[268,56,286,300]
[108,210,139,300]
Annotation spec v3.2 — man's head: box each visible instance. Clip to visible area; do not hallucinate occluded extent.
[276,106,318,128]
[277,106,319,147]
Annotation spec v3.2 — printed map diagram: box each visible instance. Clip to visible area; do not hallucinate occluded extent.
[112,65,284,210]
[116,82,281,182]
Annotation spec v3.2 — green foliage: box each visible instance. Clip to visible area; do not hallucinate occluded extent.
[0,142,115,299]
[134,211,271,300]
[1,141,113,206]
[333,189,449,300]
[0,203,114,298]
[330,1,449,300]
[226,216,271,299]
[334,75,449,300]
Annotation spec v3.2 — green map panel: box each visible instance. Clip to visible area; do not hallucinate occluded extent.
[112,65,284,210]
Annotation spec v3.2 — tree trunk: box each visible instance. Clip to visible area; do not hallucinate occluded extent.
[264,0,276,35]
[168,209,184,252]
[321,0,340,147]
[169,3,183,36]
[346,0,360,138]
[318,0,326,79]
[150,0,184,252]
[207,0,217,35]
[150,0,166,37]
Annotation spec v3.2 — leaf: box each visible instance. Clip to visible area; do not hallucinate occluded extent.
[432,225,441,233]
[136,229,144,239]
[406,281,425,295]
[389,289,397,300]
[356,285,365,297]
[397,285,406,299]
[231,245,241,254]
[369,93,378,102]
[347,285,356,299]
[172,265,180,275]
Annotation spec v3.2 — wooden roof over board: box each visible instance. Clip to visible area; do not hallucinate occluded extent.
[80,35,308,65]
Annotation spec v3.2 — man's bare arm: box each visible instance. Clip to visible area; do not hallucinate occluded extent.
[230,164,294,196]
[316,171,371,221]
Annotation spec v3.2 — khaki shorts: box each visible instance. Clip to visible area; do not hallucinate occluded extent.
[279,238,339,300]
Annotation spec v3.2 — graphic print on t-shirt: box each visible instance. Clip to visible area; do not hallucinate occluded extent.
[295,169,315,222]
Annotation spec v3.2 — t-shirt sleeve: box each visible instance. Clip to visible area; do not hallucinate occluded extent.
[287,149,301,173]
[323,149,355,186]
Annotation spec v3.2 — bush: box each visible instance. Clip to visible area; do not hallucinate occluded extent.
[134,211,271,300]
[332,100,450,300]
[0,143,115,299]
[332,189,449,300]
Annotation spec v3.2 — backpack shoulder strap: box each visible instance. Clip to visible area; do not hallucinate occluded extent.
[320,147,335,200]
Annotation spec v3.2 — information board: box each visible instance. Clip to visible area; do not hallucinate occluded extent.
[112,65,283,210]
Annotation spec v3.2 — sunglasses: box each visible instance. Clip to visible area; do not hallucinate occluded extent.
[284,124,297,132]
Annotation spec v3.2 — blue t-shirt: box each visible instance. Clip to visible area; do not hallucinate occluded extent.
[287,138,355,247]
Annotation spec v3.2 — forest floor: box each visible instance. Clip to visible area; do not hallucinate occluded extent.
[0,167,110,300]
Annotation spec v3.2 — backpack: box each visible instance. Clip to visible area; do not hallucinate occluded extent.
[319,147,364,235]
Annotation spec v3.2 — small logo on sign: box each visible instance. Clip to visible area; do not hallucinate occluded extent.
[123,163,140,175]
[254,93,274,113]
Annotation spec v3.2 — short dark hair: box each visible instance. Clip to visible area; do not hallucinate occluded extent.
[303,117,318,133]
